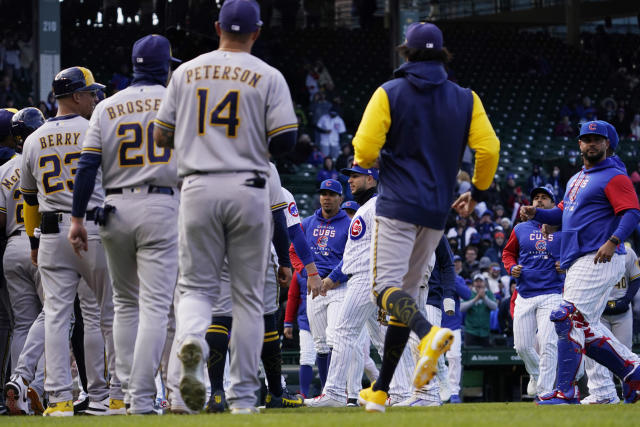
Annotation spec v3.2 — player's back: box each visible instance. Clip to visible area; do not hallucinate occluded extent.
[163,50,294,176]
[84,84,177,189]
[21,115,104,212]
[0,155,25,236]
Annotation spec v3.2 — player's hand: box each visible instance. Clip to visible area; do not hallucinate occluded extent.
[321,277,340,293]
[30,249,38,266]
[555,261,565,274]
[451,191,476,218]
[603,298,630,316]
[283,327,293,339]
[511,265,523,278]
[307,274,322,299]
[277,266,292,288]
[67,218,88,258]
[593,241,617,264]
[520,205,537,222]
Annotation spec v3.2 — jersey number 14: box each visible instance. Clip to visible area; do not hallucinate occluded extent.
[196,89,240,137]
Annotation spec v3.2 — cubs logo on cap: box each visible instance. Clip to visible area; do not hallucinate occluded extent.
[288,202,299,217]
[579,121,608,140]
[341,200,360,211]
[350,216,366,240]
[340,165,379,181]
[318,179,343,195]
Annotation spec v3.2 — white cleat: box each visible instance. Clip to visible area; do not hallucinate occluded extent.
[230,407,259,414]
[304,394,345,407]
[5,375,30,415]
[580,394,620,404]
[526,377,537,397]
[84,397,109,416]
[395,395,442,407]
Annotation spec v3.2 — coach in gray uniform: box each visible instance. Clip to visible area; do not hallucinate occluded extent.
[153,0,297,414]
[69,35,181,414]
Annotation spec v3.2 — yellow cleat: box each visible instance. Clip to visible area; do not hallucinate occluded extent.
[43,400,74,417]
[108,398,127,415]
[413,326,454,389]
[358,385,389,413]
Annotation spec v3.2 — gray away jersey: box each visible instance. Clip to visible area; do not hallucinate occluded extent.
[20,115,104,212]
[609,247,640,300]
[0,154,25,236]
[82,84,178,189]
[155,50,297,177]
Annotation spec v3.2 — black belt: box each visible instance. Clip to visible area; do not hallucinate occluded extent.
[106,185,174,196]
[40,210,96,234]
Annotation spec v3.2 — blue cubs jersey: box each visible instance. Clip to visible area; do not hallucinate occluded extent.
[301,208,351,277]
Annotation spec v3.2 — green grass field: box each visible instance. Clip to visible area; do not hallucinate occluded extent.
[2,403,636,427]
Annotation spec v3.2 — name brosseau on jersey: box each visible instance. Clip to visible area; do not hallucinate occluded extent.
[105,98,162,120]
[37,132,81,149]
[350,216,366,240]
[184,65,262,88]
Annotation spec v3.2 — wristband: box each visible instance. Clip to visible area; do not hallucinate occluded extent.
[308,272,319,277]
[609,235,621,245]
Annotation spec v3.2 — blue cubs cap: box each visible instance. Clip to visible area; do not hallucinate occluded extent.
[341,200,360,211]
[340,165,379,180]
[132,34,181,68]
[579,121,609,140]
[219,0,263,34]
[403,22,443,50]
[318,179,342,195]
[0,109,16,139]
[596,120,619,151]
[530,184,555,203]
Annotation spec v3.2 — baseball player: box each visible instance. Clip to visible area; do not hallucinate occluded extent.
[521,120,640,404]
[352,21,499,412]
[583,246,640,403]
[1,108,45,415]
[301,178,350,392]
[19,66,123,416]
[204,166,305,412]
[306,166,413,407]
[340,200,359,218]
[502,184,564,398]
[153,0,297,414]
[68,35,180,415]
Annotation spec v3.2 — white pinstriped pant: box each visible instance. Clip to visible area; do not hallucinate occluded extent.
[585,309,634,399]
[306,284,347,354]
[299,329,316,366]
[513,292,562,396]
[323,275,413,402]
[563,254,639,372]
[445,329,463,395]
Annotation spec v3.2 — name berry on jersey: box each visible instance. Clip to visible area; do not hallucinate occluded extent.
[37,132,81,149]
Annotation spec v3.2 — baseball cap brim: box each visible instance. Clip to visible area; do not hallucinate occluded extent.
[81,82,106,92]
[530,186,555,202]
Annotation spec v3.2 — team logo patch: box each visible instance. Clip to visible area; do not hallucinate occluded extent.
[350,216,366,240]
[288,202,299,217]
[535,240,547,252]
[317,235,329,248]
[588,122,597,131]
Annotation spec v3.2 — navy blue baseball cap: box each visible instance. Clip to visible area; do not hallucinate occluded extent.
[341,200,360,211]
[530,184,555,203]
[403,22,443,50]
[0,109,16,139]
[579,121,609,140]
[318,179,342,195]
[132,34,181,67]
[340,165,379,180]
[219,0,263,34]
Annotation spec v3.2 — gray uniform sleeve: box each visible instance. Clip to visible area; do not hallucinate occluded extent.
[155,71,178,131]
[82,103,104,155]
[19,142,37,195]
[265,70,297,139]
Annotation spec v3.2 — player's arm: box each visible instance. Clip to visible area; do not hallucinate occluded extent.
[288,222,321,298]
[502,230,520,275]
[436,236,456,299]
[19,153,40,252]
[273,208,291,268]
[268,129,297,157]
[327,259,349,287]
[72,153,101,218]
[154,71,178,149]
[532,205,563,225]
[0,211,6,235]
[283,272,301,338]
[604,175,640,244]
[353,87,390,168]
[456,276,473,300]
[154,125,174,149]
[467,91,500,197]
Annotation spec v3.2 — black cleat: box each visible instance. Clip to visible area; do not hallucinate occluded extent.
[265,390,304,408]
[207,389,227,413]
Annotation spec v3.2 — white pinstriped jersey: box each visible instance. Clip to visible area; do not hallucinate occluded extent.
[82,84,178,189]
[154,50,297,177]
[0,155,24,236]
[281,187,301,227]
[342,196,377,276]
[20,115,104,212]
[609,247,640,300]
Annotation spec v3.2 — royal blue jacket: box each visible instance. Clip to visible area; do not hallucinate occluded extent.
[301,208,351,278]
[427,236,457,308]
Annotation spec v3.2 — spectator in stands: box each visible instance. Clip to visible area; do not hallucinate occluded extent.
[611,107,630,136]
[316,109,345,159]
[44,91,57,116]
[453,255,463,276]
[314,59,334,93]
[599,97,617,122]
[478,256,491,275]
[477,210,496,237]
[500,173,517,214]
[630,114,640,140]
[335,144,353,172]
[527,164,544,193]
[559,98,579,123]
[305,62,320,101]
[508,186,529,216]
[631,161,640,193]
[494,204,506,222]
[317,156,338,184]
[485,262,508,300]
[0,74,21,107]
[294,104,309,133]
[546,165,564,202]
[448,215,477,250]
[484,181,501,210]
[554,116,574,137]
[448,230,460,255]
[461,275,497,347]
[484,230,505,263]
[37,101,51,118]
[499,217,512,239]
[309,91,332,138]
[461,244,479,279]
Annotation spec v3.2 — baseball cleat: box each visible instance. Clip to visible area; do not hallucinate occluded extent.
[526,377,537,397]
[358,385,388,413]
[265,390,303,408]
[535,387,580,405]
[623,364,640,403]
[73,391,89,414]
[83,397,109,415]
[5,375,29,415]
[580,394,620,404]
[207,389,227,413]
[346,398,359,407]
[413,326,454,389]
[230,406,259,414]
[178,338,206,412]
[43,400,74,416]
[395,395,441,407]
[304,393,344,407]
[449,394,462,404]
[107,398,127,415]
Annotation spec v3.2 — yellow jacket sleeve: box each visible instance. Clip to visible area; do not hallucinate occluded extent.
[23,201,41,238]
[353,87,391,168]
[468,91,500,190]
